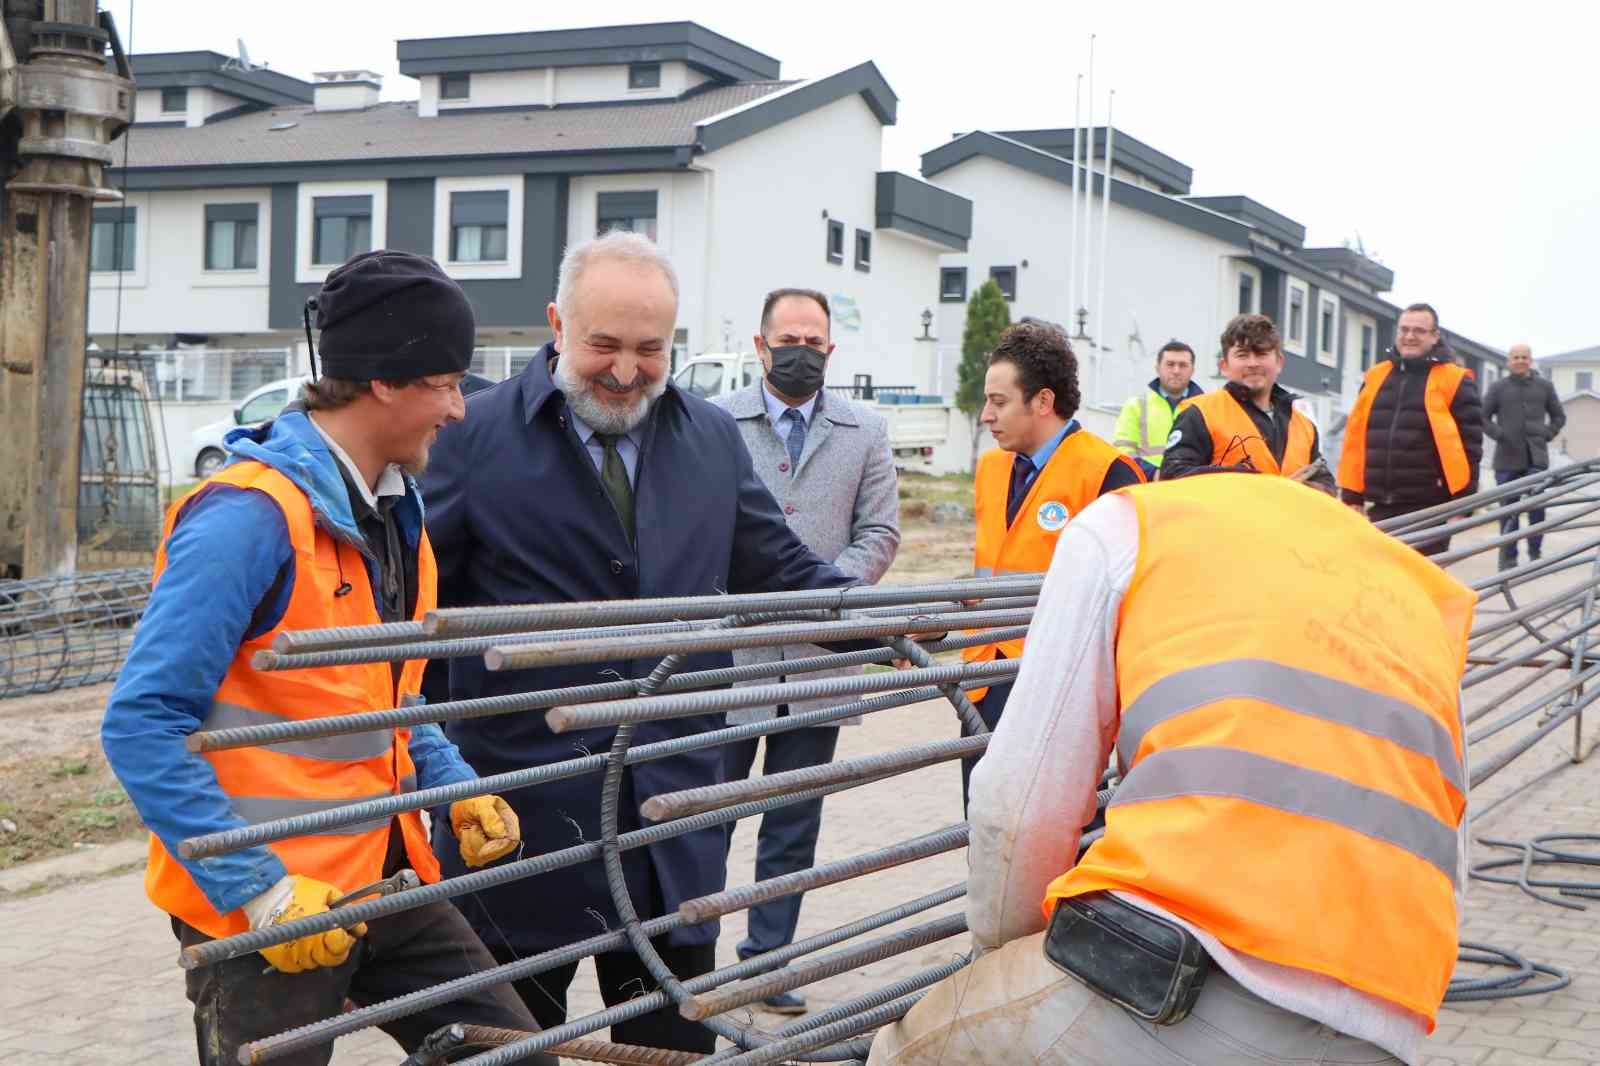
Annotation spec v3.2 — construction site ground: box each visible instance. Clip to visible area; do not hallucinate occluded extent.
[2,483,1599,1064]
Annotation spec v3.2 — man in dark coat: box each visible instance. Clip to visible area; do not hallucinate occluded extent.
[420,231,855,1053]
[1484,343,1566,568]
[1338,303,1485,556]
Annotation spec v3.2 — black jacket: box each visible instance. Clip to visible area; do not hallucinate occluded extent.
[1160,381,1336,492]
[1484,371,1565,472]
[1340,347,1484,508]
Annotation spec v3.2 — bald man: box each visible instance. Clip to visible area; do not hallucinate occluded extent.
[1484,344,1565,569]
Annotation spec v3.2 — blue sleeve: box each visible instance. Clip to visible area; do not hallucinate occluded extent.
[407,722,477,790]
[1097,455,1145,496]
[101,487,294,915]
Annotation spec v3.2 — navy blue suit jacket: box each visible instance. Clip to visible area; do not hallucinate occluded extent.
[421,343,853,953]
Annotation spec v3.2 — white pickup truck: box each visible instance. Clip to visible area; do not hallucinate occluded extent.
[672,353,951,466]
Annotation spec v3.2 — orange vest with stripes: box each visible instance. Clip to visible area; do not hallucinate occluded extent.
[964,429,1143,699]
[1045,475,1474,1024]
[144,461,442,938]
[1338,359,1474,495]
[1176,389,1315,477]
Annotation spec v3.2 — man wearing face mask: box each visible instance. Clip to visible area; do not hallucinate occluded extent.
[710,288,900,1014]
[420,234,857,1053]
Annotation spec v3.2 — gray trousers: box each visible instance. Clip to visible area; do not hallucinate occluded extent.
[867,930,1403,1066]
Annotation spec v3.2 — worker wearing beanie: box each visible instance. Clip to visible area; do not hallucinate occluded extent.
[102,251,556,1066]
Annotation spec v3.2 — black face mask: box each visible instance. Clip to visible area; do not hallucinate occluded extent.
[765,344,828,399]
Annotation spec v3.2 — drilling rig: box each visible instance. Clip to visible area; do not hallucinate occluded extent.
[0,0,134,579]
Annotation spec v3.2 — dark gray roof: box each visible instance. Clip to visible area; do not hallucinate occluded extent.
[1296,247,1394,293]
[110,80,793,171]
[124,51,314,106]
[1183,195,1305,248]
[995,127,1193,196]
[1540,345,1600,365]
[397,22,780,83]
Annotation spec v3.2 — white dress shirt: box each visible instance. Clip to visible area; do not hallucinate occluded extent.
[761,381,818,445]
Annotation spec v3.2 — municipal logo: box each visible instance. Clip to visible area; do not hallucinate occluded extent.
[1036,501,1070,532]
[1166,429,1183,448]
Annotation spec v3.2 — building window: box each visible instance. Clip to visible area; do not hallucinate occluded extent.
[90,206,137,272]
[1238,273,1255,315]
[161,86,187,113]
[1361,323,1375,369]
[1285,277,1309,354]
[440,73,470,100]
[628,62,662,89]
[854,229,872,272]
[990,265,1017,301]
[1319,298,1336,356]
[597,190,658,241]
[449,190,509,262]
[312,195,373,266]
[1579,371,1594,392]
[826,219,845,264]
[204,203,259,271]
[940,267,967,303]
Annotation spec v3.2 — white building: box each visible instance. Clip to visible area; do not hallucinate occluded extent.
[920,128,1503,441]
[1538,345,1600,396]
[92,23,971,479]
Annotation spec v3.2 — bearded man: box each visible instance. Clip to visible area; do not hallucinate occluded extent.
[420,230,854,1053]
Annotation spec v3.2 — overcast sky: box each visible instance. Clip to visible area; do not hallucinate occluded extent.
[101,0,1599,357]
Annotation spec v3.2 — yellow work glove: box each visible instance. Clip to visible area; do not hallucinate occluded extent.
[250,875,367,974]
[450,794,521,867]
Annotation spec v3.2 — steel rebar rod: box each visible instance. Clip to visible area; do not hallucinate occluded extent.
[423,575,1044,639]
[1397,471,1600,543]
[487,609,1036,672]
[1469,659,1600,744]
[681,913,968,1020]
[1431,502,1600,567]
[1470,685,1600,787]
[1468,535,1600,593]
[240,880,967,1062]
[693,993,925,1066]
[1462,614,1600,689]
[183,774,878,970]
[643,737,990,823]
[182,682,980,859]
[549,660,1020,733]
[678,824,971,924]
[191,626,1029,756]
[1469,584,1592,643]
[1464,657,1568,725]
[1376,465,1585,533]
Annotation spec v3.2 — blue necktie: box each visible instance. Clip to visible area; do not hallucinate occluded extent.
[1006,454,1035,526]
[782,408,807,474]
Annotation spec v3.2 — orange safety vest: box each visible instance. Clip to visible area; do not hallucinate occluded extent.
[1338,360,1473,495]
[1175,389,1315,477]
[144,461,442,939]
[1046,475,1474,1024]
[964,429,1144,700]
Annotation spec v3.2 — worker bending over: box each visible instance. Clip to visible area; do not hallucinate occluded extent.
[871,472,1473,1065]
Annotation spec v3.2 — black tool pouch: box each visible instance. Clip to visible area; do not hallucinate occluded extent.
[1043,891,1211,1025]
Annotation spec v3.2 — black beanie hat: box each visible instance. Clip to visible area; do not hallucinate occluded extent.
[306,250,475,380]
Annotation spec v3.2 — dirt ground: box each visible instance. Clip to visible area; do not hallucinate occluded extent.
[0,472,978,871]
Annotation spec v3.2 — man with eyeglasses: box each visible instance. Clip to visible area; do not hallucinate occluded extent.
[1339,303,1484,556]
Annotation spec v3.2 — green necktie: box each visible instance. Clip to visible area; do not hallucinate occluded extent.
[595,433,635,543]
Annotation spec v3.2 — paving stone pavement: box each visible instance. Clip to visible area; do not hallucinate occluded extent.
[2,694,1597,1065]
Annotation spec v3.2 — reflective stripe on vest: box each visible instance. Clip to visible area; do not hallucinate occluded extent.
[1176,390,1314,477]
[1337,360,1473,495]
[1113,392,1172,461]
[1045,474,1475,1023]
[964,431,1144,700]
[144,460,442,938]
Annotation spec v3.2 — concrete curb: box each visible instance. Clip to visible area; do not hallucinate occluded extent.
[0,837,146,898]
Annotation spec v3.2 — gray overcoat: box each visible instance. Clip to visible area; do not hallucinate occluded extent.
[712,382,900,724]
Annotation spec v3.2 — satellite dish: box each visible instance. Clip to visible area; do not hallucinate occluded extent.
[223,39,263,73]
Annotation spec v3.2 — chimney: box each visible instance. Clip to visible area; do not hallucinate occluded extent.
[312,70,381,112]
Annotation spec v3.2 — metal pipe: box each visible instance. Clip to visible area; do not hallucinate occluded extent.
[678,824,970,924]
[681,913,967,1020]
[421,575,1044,639]
[549,660,1020,733]
[1091,90,1115,404]
[487,608,1036,672]
[182,681,984,859]
[642,737,990,823]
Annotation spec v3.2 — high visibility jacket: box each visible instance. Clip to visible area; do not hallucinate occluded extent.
[1046,475,1474,1024]
[1112,386,1193,466]
[144,461,441,939]
[964,430,1143,699]
[1340,359,1474,496]
[1176,389,1315,476]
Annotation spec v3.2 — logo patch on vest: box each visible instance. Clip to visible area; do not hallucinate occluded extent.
[1166,429,1183,448]
[1036,500,1070,532]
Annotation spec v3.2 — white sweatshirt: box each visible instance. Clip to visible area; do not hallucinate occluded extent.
[966,492,1467,1065]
